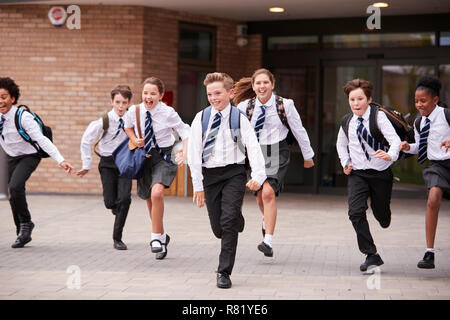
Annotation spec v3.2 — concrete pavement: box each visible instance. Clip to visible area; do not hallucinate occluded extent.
[0,192,450,300]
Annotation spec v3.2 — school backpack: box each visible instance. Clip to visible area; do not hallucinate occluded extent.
[247,95,296,145]
[340,102,415,160]
[94,111,109,157]
[15,105,53,158]
[414,107,450,133]
[201,105,245,155]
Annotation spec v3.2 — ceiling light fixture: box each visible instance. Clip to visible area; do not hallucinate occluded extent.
[373,2,389,8]
[269,7,285,13]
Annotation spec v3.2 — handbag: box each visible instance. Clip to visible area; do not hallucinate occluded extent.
[112,104,147,179]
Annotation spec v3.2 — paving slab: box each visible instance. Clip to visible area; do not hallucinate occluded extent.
[0,193,449,300]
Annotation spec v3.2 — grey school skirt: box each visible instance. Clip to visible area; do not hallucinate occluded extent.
[423,159,450,194]
[137,146,177,200]
[250,139,290,197]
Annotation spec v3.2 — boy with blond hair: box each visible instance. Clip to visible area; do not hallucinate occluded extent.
[188,72,266,288]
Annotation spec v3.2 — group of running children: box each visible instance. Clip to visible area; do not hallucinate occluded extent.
[0,70,449,289]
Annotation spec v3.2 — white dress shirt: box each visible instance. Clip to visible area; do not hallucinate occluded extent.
[0,105,65,164]
[405,105,450,161]
[124,102,190,147]
[237,93,315,160]
[80,109,128,170]
[188,104,267,192]
[336,107,401,171]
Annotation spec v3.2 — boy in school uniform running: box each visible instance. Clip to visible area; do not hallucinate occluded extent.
[77,85,133,250]
[336,79,400,271]
[0,77,73,248]
[188,72,266,289]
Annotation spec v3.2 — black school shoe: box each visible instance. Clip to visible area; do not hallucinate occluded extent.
[379,215,391,229]
[418,252,435,269]
[113,240,128,250]
[156,234,170,260]
[360,253,384,272]
[216,272,232,289]
[257,241,273,257]
[11,221,35,248]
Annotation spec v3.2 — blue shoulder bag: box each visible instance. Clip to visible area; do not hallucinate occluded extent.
[112,104,147,179]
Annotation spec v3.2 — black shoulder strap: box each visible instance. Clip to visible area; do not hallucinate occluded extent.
[368,103,385,144]
[274,95,289,128]
[246,98,255,121]
[444,108,450,126]
[340,112,352,138]
[414,109,450,133]
[414,114,422,133]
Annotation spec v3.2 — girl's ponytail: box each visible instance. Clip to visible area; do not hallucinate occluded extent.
[233,77,255,106]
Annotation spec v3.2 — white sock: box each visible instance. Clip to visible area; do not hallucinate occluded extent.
[264,234,273,248]
[151,233,162,249]
[426,248,435,253]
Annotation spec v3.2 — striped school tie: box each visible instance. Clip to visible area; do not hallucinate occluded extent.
[356,117,389,161]
[418,118,430,164]
[0,115,5,140]
[254,105,266,141]
[112,118,124,140]
[144,111,172,163]
[202,112,221,163]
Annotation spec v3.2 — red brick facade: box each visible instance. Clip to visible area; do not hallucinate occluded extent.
[0,4,262,195]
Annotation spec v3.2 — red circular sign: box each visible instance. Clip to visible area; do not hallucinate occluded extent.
[51,8,64,21]
[48,7,67,26]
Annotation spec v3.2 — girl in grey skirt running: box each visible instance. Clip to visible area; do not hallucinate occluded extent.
[234,68,315,257]
[400,76,450,269]
[124,77,190,260]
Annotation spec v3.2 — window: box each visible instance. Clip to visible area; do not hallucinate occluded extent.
[273,67,317,188]
[440,31,450,46]
[382,64,435,186]
[267,36,319,50]
[179,23,215,66]
[439,64,450,106]
[178,23,216,123]
[323,32,436,48]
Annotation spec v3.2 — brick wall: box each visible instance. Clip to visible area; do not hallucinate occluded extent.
[0,4,262,195]
[142,6,263,109]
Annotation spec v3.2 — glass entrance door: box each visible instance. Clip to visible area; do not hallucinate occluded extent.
[272,67,317,192]
[381,62,436,188]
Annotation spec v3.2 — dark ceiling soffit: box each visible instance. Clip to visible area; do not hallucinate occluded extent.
[0,0,55,3]
[248,13,450,36]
